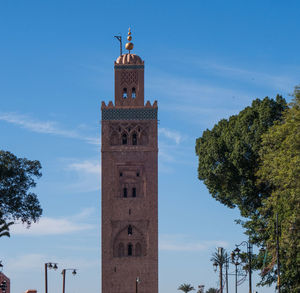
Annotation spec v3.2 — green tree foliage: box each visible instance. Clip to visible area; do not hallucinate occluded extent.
[195,89,299,291]
[0,150,42,235]
[178,283,195,293]
[0,218,13,238]
[195,96,287,218]
[253,86,300,292]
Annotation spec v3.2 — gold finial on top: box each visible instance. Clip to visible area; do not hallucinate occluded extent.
[125,28,134,52]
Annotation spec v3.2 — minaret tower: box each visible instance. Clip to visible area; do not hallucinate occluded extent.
[101,29,158,293]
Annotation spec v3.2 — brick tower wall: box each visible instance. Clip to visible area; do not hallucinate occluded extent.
[101,55,158,293]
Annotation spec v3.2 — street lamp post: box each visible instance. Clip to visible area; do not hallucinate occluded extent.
[45,262,58,293]
[61,269,77,293]
[234,238,252,293]
[231,248,241,293]
[135,277,140,293]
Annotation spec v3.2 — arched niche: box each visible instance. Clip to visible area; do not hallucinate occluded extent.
[113,225,146,257]
[140,130,148,145]
[110,131,119,145]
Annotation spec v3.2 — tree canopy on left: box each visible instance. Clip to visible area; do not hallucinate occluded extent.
[0,150,42,237]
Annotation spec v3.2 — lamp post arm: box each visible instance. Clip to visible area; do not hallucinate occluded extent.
[235,241,248,248]
[61,268,77,293]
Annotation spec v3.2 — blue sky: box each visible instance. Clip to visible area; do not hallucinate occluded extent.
[0,1,299,292]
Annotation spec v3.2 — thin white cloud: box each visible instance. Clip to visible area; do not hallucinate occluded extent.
[67,160,100,175]
[6,253,99,272]
[197,61,297,91]
[63,158,101,192]
[0,112,100,145]
[166,55,298,92]
[11,216,94,236]
[6,253,45,271]
[159,127,183,145]
[159,234,228,252]
[158,147,175,163]
[71,207,96,220]
[150,73,250,103]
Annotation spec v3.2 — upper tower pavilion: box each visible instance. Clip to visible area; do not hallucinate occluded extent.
[101,29,158,293]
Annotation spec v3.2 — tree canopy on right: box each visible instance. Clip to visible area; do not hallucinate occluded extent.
[195,95,287,218]
[195,87,300,292]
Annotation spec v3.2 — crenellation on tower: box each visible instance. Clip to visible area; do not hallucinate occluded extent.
[101,100,158,109]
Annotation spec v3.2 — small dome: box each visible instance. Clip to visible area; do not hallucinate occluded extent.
[116,54,143,65]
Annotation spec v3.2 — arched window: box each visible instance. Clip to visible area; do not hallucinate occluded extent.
[128,225,132,235]
[128,243,133,256]
[132,133,137,145]
[123,188,127,198]
[135,242,142,256]
[132,87,136,98]
[123,88,127,98]
[132,187,136,198]
[118,243,125,257]
[122,133,127,145]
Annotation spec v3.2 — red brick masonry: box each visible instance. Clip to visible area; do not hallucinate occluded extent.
[101,53,158,293]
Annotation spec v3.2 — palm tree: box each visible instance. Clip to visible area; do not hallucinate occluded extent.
[178,283,195,293]
[210,248,229,293]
